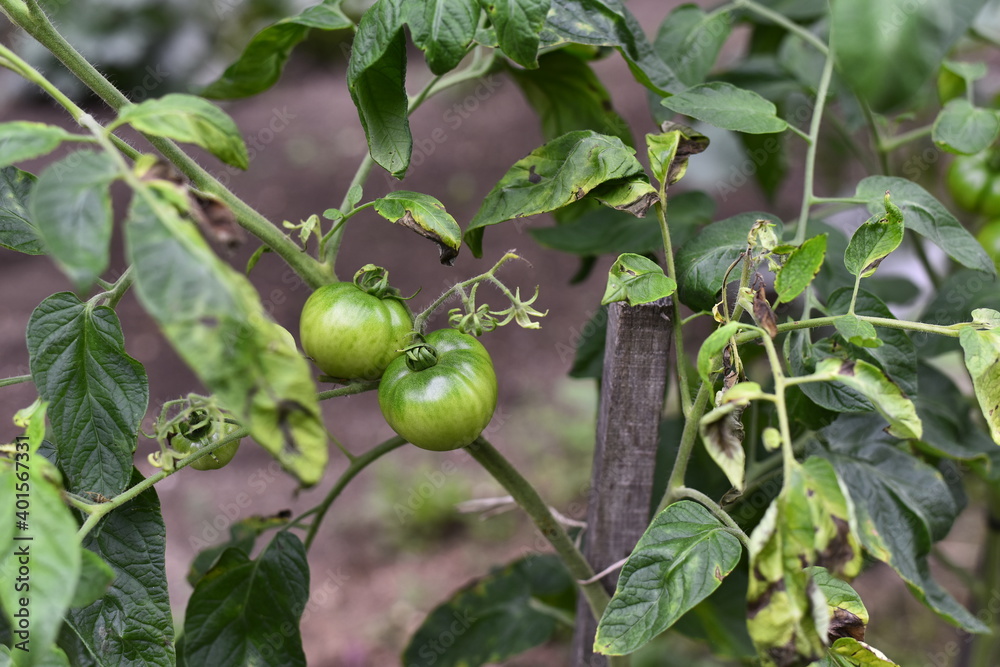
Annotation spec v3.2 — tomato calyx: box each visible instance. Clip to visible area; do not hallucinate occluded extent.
[449,303,497,336]
[353,263,418,302]
[401,334,439,372]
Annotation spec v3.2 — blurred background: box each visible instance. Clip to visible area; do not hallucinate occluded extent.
[1,0,997,664]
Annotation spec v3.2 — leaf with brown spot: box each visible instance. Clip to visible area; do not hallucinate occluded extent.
[753,284,778,338]
[373,190,462,264]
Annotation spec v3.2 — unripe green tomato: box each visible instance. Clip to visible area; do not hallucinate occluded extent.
[946,153,1000,217]
[299,282,413,380]
[378,329,498,451]
[171,421,241,471]
[978,219,1000,272]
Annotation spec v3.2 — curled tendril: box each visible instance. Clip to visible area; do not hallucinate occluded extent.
[449,304,498,337]
[493,287,548,330]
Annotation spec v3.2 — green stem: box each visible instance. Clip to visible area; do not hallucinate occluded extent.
[411,252,520,332]
[0,375,32,389]
[847,274,862,316]
[758,333,795,477]
[316,380,380,401]
[658,381,713,513]
[78,426,249,538]
[673,486,750,549]
[735,0,830,55]
[2,1,330,288]
[465,437,610,620]
[879,124,933,153]
[654,198,691,416]
[730,313,964,345]
[89,266,134,309]
[299,436,407,551]
[969,488,1000,667]
[793,54,835,245]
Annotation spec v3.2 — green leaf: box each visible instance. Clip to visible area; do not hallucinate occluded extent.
[671,562,755,659]
[788,333,873,414]
[814,414,987,633]
[530,190,714,256]
[465,130,651,256]
[653,4,731,87]
[661,82,789,134]
[406,0,479,74]
[932,98,1000,155]
[828,638,900,666]
[181,532,308,666]
[813,358,922,439]
[856,176,996,276]
[403,554,575,666]
[539,0,682,95]
[372,190,462,264]
[646,123,710,187]
[509,50,633,146]
[0,122,79,169]
[594,501,741,655]
[70,549,115,608]
[125,192,327,486]
[27,292,148,498]
[114,94,249,169]
[831,0,986,113]
[29,150,118,291]
[696,321,741,385]
[0,166,43,255]
[675,212,770,312]
[834,315,881,349]
[479,0,550,68]
[201,1,353,99]
[747,457,863,667]
[187,517,283,586]
[62,468,174,665]
[601,253,676,306]
[0,462,81,667]
[775,234,827,303]
[959,326,1000,445]
[844,193,904,278]
[347,0,410,178]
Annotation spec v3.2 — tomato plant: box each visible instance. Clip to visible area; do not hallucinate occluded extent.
[1,1,1000,667]
[379,329,498,451]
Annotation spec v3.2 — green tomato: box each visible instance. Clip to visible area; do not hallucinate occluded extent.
[378,329,498,451]
[299,282,412,380]
[978,219,1000,272]
[946,152,1000,217]
[171,420,241,471]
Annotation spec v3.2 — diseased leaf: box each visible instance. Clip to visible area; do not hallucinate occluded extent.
[594,501,742,655]
[63,468,175,666]
[844,193,904,278]
[29,150,119,291]
[0,122,79,169]
[932,98,1000,155]
[808,566,868,642]
[646,123,709,187]
[538,0,682,94]
[813,413,988,634]
[0,461,81,667]
[752,284,777,338]
[125,191,327,486]
[403,554,575,666]
[775,234,827,303]
[479,0,550,68]
[0,166,43,255]
[510,50,633,146]
[828,638,900,666]
[856,176,996,276]
[601,253,676,306]
[201,1,353,99]
[697,321,741,385]
[813,358,922,440]
[653,4,731,87]
[959,326,1000,444]
[27,292,149,498]
[373,190,462,264]
[114,94,249,169]
[465,130,652,256]
[699,399,747,491]
[182,532,308,666]
[661,82,789,134]
[347,0,410,178]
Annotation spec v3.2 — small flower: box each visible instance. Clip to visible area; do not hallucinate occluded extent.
[493,287,548,329]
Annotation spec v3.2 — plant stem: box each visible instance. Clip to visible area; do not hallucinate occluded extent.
[411,252,520,332]
[654,197,692,416]
[77,426,249,538]
[860,101,892,176]
[0,375,32,389]
[2,1,330,288]
[758,333,795,477]
[793,54,835,245]
[300,436,406,551]
[673,486,750,548]
[658,381,713,513]
[730,313,964,345]
[316,380,380,401]
[879,124,933,153]
[465,437,611,620]
[969,489,1000,667]
[735,0,829,55]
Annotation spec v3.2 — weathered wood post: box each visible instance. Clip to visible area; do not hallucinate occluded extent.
[571,297,673,665]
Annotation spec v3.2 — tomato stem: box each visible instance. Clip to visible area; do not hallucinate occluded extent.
[464,437,611,621]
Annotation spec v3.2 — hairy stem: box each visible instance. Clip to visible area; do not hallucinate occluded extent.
[411,251,520,332]
[658,381,713,513]
[465,437,610,620]
[794,54,835,245]
[655,196,692,417]
[673,486,750,549]
[0,375,32,389]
